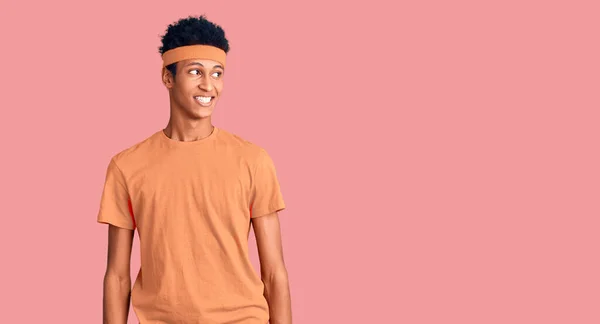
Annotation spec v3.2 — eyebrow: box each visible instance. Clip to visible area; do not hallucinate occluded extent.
[185,62,224,70]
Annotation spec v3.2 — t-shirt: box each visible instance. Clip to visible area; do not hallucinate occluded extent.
[96,126,286,324]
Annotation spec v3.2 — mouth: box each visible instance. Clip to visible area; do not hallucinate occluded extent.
[194,96,215,107]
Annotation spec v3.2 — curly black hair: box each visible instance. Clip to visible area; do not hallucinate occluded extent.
[159,15,230,77]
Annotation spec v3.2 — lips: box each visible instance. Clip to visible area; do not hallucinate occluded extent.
[194,95,214,106]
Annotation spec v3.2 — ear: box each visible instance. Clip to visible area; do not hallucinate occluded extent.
[162,66,175,89]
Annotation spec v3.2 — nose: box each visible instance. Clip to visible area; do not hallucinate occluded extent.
[198,74,213,91]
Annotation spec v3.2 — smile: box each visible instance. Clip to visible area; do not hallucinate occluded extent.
[194,96,214,107]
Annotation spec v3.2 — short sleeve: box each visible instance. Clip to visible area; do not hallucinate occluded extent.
[97,157,136,230]
[250,149,286,218]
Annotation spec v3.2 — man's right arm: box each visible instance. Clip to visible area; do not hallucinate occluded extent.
[103,224,134,324]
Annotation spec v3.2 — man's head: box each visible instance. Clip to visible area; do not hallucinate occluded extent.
[159,15,230,120]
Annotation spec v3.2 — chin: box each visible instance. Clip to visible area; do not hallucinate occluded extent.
[190,107,214,119]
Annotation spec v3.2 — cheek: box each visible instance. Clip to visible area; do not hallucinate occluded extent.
[215,83,224,94]
[177,83,195,97]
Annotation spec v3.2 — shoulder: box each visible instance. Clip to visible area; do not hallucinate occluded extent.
[216,127,269,161]
[107,130,162,171]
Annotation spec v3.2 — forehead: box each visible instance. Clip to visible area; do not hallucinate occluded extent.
[178,58,223,70]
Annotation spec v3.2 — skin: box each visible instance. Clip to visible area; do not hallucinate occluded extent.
[103,225,134,324]
[162,58,225,139]
[103,57,292,323]
[252,212,293,324]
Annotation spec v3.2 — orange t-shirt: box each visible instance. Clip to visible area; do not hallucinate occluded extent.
[97,126,286,323]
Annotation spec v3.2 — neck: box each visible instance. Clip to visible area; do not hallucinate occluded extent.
[163,113,214,142]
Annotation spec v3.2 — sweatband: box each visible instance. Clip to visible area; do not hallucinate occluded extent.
[162,44,227,68]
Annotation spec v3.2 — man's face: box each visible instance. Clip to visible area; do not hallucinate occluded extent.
[164,58,225,119]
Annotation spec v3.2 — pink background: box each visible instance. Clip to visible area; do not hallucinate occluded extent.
[1,0,599,323]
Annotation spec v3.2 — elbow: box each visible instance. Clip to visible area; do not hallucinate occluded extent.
[261,266,289,286]
[103,270,131,289]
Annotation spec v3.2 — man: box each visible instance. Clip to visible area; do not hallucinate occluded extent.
[97,15,292,324]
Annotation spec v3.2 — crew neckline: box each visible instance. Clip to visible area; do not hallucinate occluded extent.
[158,126,219,147]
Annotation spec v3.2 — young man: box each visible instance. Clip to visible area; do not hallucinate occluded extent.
[97,15,292,324]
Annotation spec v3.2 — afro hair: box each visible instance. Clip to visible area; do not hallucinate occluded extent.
[159,15,230,77]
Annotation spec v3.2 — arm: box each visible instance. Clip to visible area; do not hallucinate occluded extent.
[103,224,134,324]
[252,212,292,324]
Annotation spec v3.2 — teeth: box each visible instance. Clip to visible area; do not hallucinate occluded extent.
[195,96,212,103]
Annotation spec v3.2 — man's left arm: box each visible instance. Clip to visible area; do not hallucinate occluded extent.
[252,212,292,324]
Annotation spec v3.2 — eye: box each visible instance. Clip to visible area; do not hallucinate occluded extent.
[189,69,201,75]
[211,72,222,78]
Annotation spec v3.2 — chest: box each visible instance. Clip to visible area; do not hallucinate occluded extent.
[127,151,253,221]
